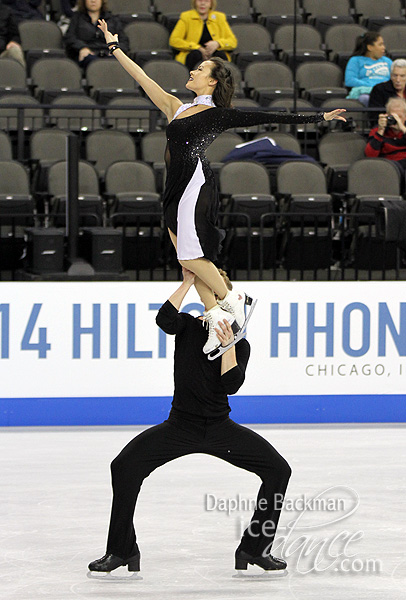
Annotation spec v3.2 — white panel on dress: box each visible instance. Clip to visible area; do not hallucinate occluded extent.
[177,158,205,260]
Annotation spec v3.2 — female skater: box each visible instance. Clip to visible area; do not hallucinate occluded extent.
[89,268,291,576]
[98,20,346,354]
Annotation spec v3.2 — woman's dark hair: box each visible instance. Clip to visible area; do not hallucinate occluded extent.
[78,0,109,13]
[209,57,235,108]
[352,31,382,56]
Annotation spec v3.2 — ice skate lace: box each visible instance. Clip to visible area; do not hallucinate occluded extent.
[202,312,215,331]
[218,298,234,314]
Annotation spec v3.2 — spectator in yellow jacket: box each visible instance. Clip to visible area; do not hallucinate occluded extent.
[169,0,237,71]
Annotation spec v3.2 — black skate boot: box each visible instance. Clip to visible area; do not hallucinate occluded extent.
[235,548,287,575]
[87,549,142,580]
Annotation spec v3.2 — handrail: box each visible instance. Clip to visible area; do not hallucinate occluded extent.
[0,209,402,280]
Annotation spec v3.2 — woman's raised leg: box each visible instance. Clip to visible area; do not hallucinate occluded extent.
[168,228,248,354]
[168,228,219,309]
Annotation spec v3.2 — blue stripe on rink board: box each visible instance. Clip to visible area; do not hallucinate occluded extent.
[0,395,405,426]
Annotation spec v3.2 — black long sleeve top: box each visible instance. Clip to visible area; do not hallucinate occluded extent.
[165,107,325,168]
[64,10,129,58]
[368,80,404,109]
[2,0,43,23]
[0,4,20,52]
[156,300,250,418]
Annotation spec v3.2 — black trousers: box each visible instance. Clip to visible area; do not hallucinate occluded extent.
[106,410,291,559]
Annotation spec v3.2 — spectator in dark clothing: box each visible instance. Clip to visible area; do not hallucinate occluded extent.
[365,97,406,177]
[57,0,77,37]
[0,2,25,67]
[369,59,406,109]
[2,0,44,23]
[60,0,76,18]
[64,0,129,70]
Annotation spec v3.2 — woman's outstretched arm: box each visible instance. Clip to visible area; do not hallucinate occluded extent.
[97,19,182,121]
[209,107,346,134]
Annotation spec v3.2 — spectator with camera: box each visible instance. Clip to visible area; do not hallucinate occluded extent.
[365,97,406,175]
[64,0,129,70]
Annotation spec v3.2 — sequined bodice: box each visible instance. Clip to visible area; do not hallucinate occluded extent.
[164,106,325,171]
[166,109,219,168]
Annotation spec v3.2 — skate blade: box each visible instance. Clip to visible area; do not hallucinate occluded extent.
[233,568,288,580]
[87,570,143,581]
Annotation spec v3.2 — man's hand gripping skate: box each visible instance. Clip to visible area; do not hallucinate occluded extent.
[208,298,257,361]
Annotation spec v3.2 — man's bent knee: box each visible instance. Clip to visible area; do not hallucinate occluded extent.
[263,455,292,482]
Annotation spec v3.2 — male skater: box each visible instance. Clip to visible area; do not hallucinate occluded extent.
[88,268,290,576]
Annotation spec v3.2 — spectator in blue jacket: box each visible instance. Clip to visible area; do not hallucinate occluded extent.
[345,31,392,106]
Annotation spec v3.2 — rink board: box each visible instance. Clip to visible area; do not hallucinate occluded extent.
[1,394,405,426]
[0,281,405,425]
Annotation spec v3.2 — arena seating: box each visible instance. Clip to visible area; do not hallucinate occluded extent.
[0,0,405,280]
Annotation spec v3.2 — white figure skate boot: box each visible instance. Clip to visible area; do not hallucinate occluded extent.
[216,290,252,329]
[202,305,240,354]
[207,298,257,361]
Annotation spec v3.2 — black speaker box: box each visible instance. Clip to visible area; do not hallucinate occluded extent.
[26,227,65,273]
[81,227,123,273]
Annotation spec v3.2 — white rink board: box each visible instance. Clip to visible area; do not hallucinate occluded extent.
[0,281,406,399]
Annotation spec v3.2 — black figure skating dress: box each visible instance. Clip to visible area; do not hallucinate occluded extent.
[163,97,325,261]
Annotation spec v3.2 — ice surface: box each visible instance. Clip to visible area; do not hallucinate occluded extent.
[0,424,404,600]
